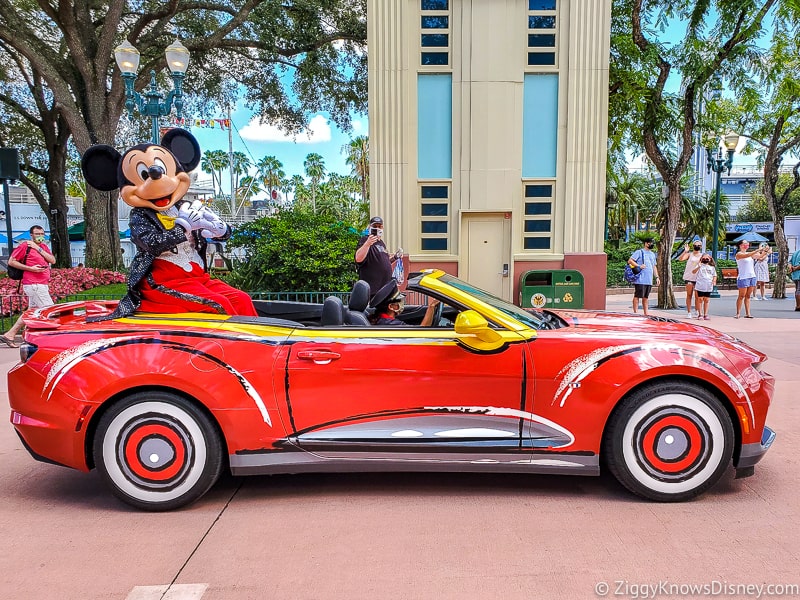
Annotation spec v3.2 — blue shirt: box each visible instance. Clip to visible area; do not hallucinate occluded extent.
[791,250,800,281]
[630,248,657,285]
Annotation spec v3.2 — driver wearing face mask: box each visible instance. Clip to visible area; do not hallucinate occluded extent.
[369,280,440,326]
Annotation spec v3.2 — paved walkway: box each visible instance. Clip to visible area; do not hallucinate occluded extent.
[607,287,799,320]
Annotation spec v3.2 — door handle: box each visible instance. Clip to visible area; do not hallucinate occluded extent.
[297,350,341,364]
[499,263,509,277]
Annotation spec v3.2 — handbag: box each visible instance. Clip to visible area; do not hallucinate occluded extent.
[624,250,643,284]
[6,246,31,281]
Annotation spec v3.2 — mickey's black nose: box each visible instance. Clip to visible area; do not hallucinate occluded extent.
[148,165,164,180]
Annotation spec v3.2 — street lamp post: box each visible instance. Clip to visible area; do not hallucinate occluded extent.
[705,132,739,298]
[114,39,190,143]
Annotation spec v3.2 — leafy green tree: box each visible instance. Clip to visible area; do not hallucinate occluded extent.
[0,45,73,266]
[256,155,286,203]
[708,9,800,298]
[606,170,661,240]
[344,136,369,202]
[224,205,360,292]
[0,0,366,268]
[201,149,229,198]
[609,0,778,308]
[303,152,326,212]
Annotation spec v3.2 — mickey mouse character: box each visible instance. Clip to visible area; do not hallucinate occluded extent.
[81,129,257,319]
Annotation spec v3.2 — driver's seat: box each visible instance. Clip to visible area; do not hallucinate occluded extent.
[345,280,371,326]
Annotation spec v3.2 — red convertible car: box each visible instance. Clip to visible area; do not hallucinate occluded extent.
[8,270,774,510]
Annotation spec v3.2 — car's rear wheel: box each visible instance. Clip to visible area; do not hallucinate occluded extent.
[93,391,223,511]
[603,381,734,502]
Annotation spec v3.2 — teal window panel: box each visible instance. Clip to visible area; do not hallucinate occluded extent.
[529,0,556,9]
[422,52,449,65]
[528,34,555,47]
[422,222,448,234]
[524,220,551,233]
[422,185,449,198]
[422,33,449,47]
[529,15,555,28]
[422,15,449,28]
[418,74,453,179]
[422,238,448,251]
[422,204,449,216]
[525,202,552,215]
[528,52,556,66]
[422,0,449,9]
[525,184,553,197]
[522,74,558,178]
[524,237,551,250]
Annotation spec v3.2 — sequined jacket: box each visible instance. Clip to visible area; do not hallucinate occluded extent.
[94,207,231,321]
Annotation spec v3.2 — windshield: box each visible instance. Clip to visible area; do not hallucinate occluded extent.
[436,274,546,329]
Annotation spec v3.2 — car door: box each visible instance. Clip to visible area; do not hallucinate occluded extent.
[277,325,532,462]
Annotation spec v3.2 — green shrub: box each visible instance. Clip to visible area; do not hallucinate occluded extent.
[222,205,361,292]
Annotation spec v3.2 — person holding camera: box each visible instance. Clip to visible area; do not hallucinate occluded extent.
[2,225,56,348]
[355,216,402,298]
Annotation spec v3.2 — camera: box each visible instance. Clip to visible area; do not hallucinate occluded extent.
[370,227,381,237]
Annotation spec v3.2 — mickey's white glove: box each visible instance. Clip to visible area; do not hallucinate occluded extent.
[175,200,207,232]
[199,208,228,238]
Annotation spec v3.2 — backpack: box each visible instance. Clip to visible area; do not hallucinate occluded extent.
[6,246,31,281]
[624,250,643,284]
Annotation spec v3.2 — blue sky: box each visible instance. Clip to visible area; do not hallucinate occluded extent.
[189,102,367,198]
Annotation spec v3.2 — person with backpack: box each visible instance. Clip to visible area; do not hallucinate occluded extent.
[627,237,659,316]
[2,225,55,348]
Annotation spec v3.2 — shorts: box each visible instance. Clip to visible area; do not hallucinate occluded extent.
[633,284,652,299]
[22,284,54,308]
[684,280,697,286]
[737,277,756,289]
[696,291,711,298]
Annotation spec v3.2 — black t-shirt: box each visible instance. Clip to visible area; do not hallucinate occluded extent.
[355,236,393,296]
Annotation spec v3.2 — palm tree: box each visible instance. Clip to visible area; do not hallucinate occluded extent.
[344,136,369,202]
[303,153,326,212]
[238,175,261,206]
[606,171,661,240]
[200,150,229,198]
[256,156,286,204]
[229,151,251,215]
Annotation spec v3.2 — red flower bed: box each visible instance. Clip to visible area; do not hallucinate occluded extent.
[1,267,126,316]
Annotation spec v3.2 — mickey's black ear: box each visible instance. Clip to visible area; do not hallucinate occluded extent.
[81,145,122,191]
[161,128,201,172]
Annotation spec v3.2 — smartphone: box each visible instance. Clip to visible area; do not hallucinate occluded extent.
[370,227,380,237]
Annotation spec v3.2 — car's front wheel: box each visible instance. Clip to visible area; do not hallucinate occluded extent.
[93,392,223,511]
[604,381,734,502]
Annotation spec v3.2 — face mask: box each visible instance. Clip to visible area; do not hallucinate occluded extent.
[34,235,45,243]
[392,298,405,314]
[645,243,653,249]
[693,245,701,251]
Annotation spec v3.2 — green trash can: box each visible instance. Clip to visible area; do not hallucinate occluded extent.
[520,269,584,309]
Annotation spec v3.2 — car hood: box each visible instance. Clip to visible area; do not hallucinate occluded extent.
[549,309,737,342]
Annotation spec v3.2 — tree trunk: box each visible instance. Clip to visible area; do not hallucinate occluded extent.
[85,187,123,270]
[44,168,72,268]
[656,183,680,310]
[772,219,788,299]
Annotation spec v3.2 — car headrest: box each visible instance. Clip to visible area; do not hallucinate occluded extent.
[321,296,345,326]
[349,280,371,312]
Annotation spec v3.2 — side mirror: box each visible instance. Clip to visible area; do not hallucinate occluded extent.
[454,310,502,344]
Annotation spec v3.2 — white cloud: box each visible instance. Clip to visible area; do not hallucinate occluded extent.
[239,115,332,144]
[352,120,364,133]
